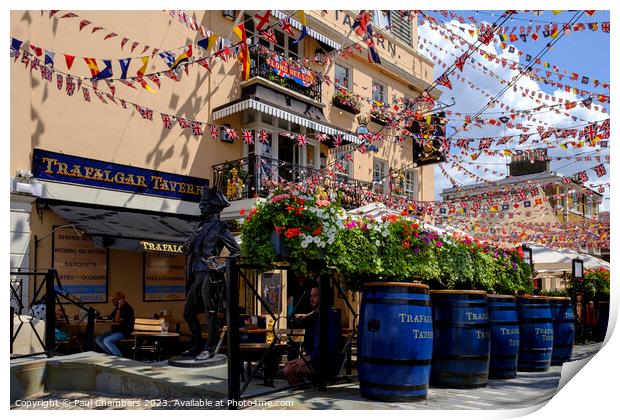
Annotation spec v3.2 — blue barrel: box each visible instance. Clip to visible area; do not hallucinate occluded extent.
[487,295,520,379]
[549,297,575,365]
[430,290,490,388]
[358,282,433,402]
[517,296,554,371]
[596,301,610,342]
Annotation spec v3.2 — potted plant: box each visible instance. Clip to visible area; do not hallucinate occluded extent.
[369,106,394,126]
[239,186,344,274]
[332,87,361,115]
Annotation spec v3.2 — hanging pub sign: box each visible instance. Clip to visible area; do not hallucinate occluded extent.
[410,111,447,167]
[32,148,208,202]
[53,226,108,302]
[266,54,316,87]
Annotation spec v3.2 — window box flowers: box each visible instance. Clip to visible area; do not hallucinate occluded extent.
[332,87,361,115]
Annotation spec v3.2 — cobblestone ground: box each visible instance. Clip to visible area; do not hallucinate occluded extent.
[11,342,603,410]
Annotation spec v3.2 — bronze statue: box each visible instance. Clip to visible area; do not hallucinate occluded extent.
[182,185,240,360]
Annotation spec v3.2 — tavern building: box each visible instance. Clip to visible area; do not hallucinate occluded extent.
[11,10,437,322]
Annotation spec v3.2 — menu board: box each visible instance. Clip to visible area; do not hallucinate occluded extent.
[53,227,108,302]
[144,253,186,301]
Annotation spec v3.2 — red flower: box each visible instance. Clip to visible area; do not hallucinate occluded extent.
[285,228,301,239]
[274,226,285,235]
[239,208,246,216]
[402,240,411,250]
[313,226,322,236]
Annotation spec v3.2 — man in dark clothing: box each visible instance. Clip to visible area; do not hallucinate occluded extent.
[283,285,341,384]
[95,291,134,357]
[182,185,240,359]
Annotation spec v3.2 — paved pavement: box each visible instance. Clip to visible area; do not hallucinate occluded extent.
[247,342,603,410]
[11,342,602,410]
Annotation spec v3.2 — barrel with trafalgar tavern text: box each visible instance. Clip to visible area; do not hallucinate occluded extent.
[517,296,554,371]
[430,290,490,388]
[487,295,520,379]
[549,297,575,365]
[358,282,433,402]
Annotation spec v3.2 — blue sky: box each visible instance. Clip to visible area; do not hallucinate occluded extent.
[417,10,610,210]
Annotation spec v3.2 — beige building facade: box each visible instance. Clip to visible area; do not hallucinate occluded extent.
[10,10,438,320]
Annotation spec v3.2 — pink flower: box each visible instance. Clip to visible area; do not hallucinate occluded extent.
[435,241,443,248]
[345,220,358,229]
[272,193,291,203]
[315,199,331,207]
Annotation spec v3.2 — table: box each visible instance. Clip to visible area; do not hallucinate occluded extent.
[132,332,181,360]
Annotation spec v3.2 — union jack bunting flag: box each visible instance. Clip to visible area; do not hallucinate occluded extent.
[56,73,63,90]
[317,133,328,142]
[40,65,52,82]
[496,136,511,145]
[82,87,90,102]
[334,134,342,147]
[161,114,174,129]
[334,161,344,173]
[65,76,75,96]
[577,171,589,182]
[260,29,277,44]
[242,129,254,144]
[279,18,295,37]
[594,164,607,177]
[94,91,107,104]
[519,134,532,144]
[479,138,493,149]
[209,124,219,140]
[436,74,452,90]
[344,153,353,162]
[358,143,367,154]
[225,127,238,140]
[296,133,307,146]
[191,121,204,137]
[177,117,190,129]
[258,129,270,144]
[456,138,470,149]
[454,53,467,71]
[598,185,606,193]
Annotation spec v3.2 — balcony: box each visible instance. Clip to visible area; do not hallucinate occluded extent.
[249,47,322,102]
[213,155,378,209]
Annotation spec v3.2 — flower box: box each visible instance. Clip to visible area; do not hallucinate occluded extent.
[332,97,361,115]
[370,115,387,126]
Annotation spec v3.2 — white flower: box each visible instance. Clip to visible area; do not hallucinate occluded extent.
[375,240,381,246]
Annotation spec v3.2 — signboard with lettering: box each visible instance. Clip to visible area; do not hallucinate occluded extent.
[266,55,316,87]
[32,148,208,202]
[144,254,186,301]
[53,227,108,302]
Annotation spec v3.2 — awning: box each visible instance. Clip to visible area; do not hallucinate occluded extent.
[48,202,198,252]
[212,84,361,145]
[271,10,341,50]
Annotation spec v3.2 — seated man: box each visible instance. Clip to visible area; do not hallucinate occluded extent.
[283,284,341,385]
[95,291,135,357]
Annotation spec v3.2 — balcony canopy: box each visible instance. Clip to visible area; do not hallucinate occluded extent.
[212,84,362,145]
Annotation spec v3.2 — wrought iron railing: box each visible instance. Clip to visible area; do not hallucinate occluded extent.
[10,268,100,359]
[249,48,322,101]
[213,155,414,209]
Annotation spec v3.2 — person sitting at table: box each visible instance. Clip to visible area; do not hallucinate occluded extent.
[95,291,135,357]
[283,283,342,385]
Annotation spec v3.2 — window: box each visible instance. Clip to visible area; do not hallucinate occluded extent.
[569,190,579,211]
[337,152,353,178]
[404,170,417,197]
[335,64,351,90]
[372,81,386,104]
[372,10,391,30]
[373,158,388,193]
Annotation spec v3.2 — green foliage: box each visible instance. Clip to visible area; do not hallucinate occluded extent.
[436,240,474,289]
[568,268,610,300]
